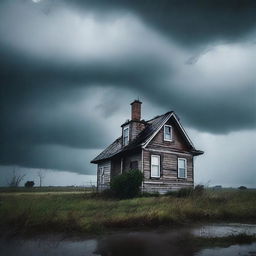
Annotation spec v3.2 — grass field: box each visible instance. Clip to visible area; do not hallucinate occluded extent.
[0,186,93,193]
[0,188,255,234]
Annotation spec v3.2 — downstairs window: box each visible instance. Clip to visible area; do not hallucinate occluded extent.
[178,158,187,178]
[151,155,160,178]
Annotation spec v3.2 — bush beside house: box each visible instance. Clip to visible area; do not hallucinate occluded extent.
[110,170,143,199]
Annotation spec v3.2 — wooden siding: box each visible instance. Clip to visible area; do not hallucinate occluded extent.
[97,116,195,194]
[122,152,142,172]
[109,151,142,180]
[111,158,122,178]
[148,117,190,151]
[97,161,111,191]
[142,149,194,194]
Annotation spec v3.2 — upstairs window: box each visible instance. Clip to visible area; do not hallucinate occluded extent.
[151,155,160,178]
[178,158,187,178]
[123,126,129,146]
[164,125,172,141]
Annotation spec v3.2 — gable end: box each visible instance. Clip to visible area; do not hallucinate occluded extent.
[142,112,194,150]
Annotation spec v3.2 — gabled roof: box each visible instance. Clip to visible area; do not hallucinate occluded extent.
[91,111,203,163]
[142,112,194,148]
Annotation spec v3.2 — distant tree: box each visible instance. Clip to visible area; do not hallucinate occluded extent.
[238,186,247,190]
[25,181,34,188]
[37,169,45,187]
[8,168,26,187]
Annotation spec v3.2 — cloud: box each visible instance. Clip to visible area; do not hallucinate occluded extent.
[0,0,255,173]
[191,129,256,188]
[64,0,256,46]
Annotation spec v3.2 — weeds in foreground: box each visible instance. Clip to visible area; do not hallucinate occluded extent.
[0,189,255,234]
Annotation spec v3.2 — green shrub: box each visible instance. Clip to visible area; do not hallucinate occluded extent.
[110,170,143,199]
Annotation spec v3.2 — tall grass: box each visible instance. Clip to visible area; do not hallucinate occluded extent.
[0,189,255,234]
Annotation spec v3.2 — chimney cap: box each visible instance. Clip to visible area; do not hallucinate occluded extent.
[130,99,142,105]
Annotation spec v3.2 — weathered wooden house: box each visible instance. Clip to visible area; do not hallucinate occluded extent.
[91,100,203,194]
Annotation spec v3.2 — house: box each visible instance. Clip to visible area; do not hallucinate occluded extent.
[91,100,203,194]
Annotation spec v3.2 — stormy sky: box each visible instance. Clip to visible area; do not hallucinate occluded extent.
[0,0,255,187]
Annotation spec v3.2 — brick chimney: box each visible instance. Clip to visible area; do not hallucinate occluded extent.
[121,100,145,144]
[131,100,142,121]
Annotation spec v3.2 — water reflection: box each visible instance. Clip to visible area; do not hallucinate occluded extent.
[1,224,256,256]
[0,235,97,256]
[95,230,198,256]
[193,223,256,238]
[197,244,256,256]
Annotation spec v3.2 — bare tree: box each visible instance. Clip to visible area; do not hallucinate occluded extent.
[37,169,45,187]
[8,168,26,187]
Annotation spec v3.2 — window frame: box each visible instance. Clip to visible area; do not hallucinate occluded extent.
[151,154,161,178]
[99,167,104,184]
[178,158,187,179]
[164,125,173,141]
[123,125,129,146]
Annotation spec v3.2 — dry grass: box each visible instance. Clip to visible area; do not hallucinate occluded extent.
[0,188,255,234]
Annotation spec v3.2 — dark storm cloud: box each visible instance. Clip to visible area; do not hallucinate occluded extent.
[65,0,256,46]
[0,0,255,173]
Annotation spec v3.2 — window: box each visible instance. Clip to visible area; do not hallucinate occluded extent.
[123,126,129,146]
[99,167,104,184]
[130,161,138,170]
[164,125,172,141]
[178,158,187,178]
[151,155,160,178]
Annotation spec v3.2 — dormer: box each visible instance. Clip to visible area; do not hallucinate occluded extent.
[121,100,146,146]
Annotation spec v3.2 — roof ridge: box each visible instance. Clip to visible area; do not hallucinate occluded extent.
[91,111,178,163]
[146,111,173,123]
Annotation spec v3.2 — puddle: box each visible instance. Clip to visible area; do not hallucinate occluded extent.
[197,244,256,256]
[0,223,256,256]
[193,223,256,238]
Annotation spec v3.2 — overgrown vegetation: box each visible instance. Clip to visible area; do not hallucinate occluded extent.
[110,170,143,199]
[165,185,205,198]
[0,188,255,234]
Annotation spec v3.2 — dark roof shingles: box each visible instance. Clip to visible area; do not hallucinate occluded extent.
[91,137,122,163]
[91,112,172,163]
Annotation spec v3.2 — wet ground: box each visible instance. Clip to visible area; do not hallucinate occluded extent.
[0,223,256,256]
